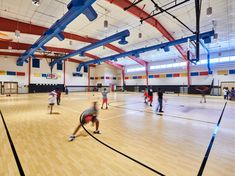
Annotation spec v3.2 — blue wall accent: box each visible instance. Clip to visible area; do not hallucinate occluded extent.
[191,72,199,76]
[7,71,16,76]
[229,69,235,74]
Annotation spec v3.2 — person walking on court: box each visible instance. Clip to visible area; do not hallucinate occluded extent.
[56,88,61,105]
[144,86,148,103]
[195,86,209,103]
[65,87,68,95]
[223,87,228,100]
[48,90,57,114]
[101,88,109,109]
[68,102,101,141]
[156,88,164,113]
[148,86,153,106]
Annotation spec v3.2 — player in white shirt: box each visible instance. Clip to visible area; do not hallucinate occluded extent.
[48,90,57,114]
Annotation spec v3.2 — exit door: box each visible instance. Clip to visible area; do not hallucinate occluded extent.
[3,82,18,94]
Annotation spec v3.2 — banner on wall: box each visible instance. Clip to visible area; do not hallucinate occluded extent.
[46,73,58,79]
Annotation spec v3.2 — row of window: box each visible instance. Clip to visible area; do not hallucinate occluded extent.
[126,56,235,73]
[32,59,63,70]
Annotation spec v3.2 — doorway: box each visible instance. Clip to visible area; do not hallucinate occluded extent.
[3,82,18,94]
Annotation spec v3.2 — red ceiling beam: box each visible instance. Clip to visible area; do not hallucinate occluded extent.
[106,0,187,61]
[0,17,145,66]
[0,51,96,67]
[0,41,117,69]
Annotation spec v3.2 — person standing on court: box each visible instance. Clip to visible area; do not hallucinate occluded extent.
[144,86,148,104]
[156,88,164,113]
[65,87,68,95]
[56,87,61,105]
[148,86,153,106]
[223,87,228,100]
[68,102,101,141]
[101,88,109,109]
[48,90,57,114]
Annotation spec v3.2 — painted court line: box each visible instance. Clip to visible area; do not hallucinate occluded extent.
[80,114,165,176]
[197,102,227,176]
[59,106,133,121]
[109,104,216,125]
[0,110,25,176]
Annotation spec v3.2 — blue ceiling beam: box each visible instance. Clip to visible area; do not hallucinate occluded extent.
[76,30,214,72]
[16,0,97,66]
[49,29,130,68]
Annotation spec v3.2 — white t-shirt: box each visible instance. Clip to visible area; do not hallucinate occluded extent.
[48,92,57,104]
[223,89,228,95]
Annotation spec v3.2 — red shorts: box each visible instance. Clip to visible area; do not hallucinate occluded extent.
[102,98,108,103]
[82,115,96,124]
[148,96,153,102]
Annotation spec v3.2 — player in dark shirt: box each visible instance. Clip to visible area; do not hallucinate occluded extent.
[156,88,164,113]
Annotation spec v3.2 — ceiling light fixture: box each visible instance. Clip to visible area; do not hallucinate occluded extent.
[206,0,212,16]
[104,20,108,29]
[15,30,20,38]
[32,0,40,6]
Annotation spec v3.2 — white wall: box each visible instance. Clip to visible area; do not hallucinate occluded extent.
[65,61,88,86]
[0,56,28,93]
[0,56,28,84]
[90,64,122,86]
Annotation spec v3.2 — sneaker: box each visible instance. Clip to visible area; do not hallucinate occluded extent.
[68,135,75,141]
[150,104,152,107]
[159,111,164,113]
[93,130,101,134]
[106,107,108,109]
[101,107,103,109]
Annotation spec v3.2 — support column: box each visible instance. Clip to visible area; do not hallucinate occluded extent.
[145,62,149,86]
[63,60,66,86]
[88,66,90,92]
[28,58,31,86]
[187,61,191,87]
[122,69,125,87]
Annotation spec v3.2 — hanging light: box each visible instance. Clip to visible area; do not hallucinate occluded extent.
[104,20,108,29]
[32,0,40,6]
[69,40,73,46]
[207,7,212,16]
[206,0,212,16]
[15,30,20,38]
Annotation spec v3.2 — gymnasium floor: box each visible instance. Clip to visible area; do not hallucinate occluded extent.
[0,92,234,176]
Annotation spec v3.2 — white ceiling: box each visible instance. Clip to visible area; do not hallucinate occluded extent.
[0,0,235,66]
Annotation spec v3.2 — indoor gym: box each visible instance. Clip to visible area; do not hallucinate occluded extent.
[0,0,235,176]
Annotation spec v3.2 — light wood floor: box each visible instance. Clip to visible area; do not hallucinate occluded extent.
[0,92,234,176]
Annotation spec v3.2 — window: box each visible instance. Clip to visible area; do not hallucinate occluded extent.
[32,59,40,68]
[126,67,145,73]
[57,62,63,70]
[219,57,229,62]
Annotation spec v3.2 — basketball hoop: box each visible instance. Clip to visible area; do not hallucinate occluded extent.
[187,38,198,64]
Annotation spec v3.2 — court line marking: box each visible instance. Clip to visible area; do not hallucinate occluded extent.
[197,102,227,176]
[108,101,217,125]
[0,110,25,176]
[58,106,133,121]
[79,114,165,176]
